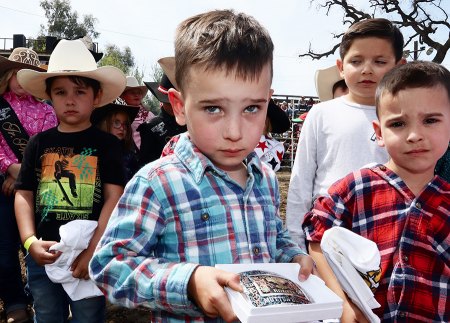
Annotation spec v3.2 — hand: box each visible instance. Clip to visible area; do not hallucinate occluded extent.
[7,163,21,180]
[28,239,60,265]
[70,249,93,280]
[2,174,16,196]
[341,300,370,323]
[292,254,317,281]
[187,266,242,322]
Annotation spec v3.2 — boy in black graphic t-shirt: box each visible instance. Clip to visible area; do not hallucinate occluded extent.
[14,39,126,323]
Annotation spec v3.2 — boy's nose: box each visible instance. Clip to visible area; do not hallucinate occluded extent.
[406,127,424,142]
[224,117,243,141]
[65,94,75,105]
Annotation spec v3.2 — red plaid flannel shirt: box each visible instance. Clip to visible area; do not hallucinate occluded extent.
[303,164,450,322]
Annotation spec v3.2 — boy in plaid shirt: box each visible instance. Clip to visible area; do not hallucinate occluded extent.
[90,9,314,322]
[303,61,450,322]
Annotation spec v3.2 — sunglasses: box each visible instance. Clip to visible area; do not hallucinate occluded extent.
[112,120,127,129]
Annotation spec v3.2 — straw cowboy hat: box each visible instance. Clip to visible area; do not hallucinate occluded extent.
[267,99,290,133]
[0,47,45,75]
[50,36,104,63]
[144,57,177,104]
[17,39,126,107]
[124,76,148,96]
[314,65,343,102]
[91,97,139,126]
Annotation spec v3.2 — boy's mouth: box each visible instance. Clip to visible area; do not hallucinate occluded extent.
[406,148,428,154]
[222,149,244,156]
[360,80,375,84]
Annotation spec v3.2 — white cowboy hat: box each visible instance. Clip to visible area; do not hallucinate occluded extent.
[314,65,343,102]
[17,39,126,107]
[123,76,148,96]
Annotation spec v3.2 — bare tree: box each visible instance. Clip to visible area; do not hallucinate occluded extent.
[300,0,450,63]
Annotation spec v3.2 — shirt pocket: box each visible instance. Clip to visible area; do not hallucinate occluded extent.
[178,204,230,265]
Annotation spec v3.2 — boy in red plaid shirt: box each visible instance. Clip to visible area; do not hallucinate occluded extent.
[303,61,450,322]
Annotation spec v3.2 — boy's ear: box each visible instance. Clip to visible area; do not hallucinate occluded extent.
[397,57,407,66]
[93,89,103,107]
[372,120,385,148]
[168,88,186,126]
[336,59,344,78]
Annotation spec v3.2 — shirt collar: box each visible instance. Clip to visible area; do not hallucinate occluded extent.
[174,133,264,184]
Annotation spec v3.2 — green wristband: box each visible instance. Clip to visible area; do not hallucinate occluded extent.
[24,235,37,251]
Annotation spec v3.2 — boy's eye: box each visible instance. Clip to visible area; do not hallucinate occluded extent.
[375,60,387,65]
[424,117,439,124]
[205,106,221,114]
[53,90,65,95]
[350,59,361,64]
[389,121,404,128]
[245,105,260,113]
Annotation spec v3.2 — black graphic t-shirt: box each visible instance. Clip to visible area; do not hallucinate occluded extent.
[16,126,124,241]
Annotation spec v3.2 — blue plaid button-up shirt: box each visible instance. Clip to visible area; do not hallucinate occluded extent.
[90,133,305,322]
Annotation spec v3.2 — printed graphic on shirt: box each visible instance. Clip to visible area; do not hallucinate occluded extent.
[37,147,99,222]
[359,267,382,292]
[151,122,167,136]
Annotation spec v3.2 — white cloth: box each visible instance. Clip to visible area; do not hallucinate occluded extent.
[45,220,103,301]
[321,227,381,323]
[285,96,389,250]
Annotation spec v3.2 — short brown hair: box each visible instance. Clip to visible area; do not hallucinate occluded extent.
[45,75,101,98]
[340,18,404,62]
[375,61,450,117]
[174,9,274,91]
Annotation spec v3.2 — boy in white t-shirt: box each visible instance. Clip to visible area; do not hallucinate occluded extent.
[286,18,405,250]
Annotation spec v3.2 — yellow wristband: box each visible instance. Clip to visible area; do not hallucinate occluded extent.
[24,235,38,251]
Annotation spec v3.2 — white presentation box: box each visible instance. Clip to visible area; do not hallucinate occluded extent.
[216,263,343,323]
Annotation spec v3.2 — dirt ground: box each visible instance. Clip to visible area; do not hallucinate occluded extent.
[0,170,292,323]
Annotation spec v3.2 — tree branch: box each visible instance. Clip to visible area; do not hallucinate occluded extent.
[299,0,450,63]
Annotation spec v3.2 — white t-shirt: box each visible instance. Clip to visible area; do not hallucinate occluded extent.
[285,96,389,250]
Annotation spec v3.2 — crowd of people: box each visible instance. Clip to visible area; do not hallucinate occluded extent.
[0,8,449,323]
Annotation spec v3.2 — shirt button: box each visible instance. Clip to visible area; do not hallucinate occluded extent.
[379,165,386,171]
[415,202,422,209]
[253,247,260,256]
[402,255,408,262]
[201,213,210,221]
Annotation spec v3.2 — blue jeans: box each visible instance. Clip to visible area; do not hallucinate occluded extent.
[26,256,105,323]
[0,190,28,313]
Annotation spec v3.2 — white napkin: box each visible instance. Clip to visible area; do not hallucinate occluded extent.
[321,227,381,323]
[45,220,103,301]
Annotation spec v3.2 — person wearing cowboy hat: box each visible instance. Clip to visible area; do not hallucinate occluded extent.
[14,39,126,323]
[137,57,187,166]
[120,76,155,149]
[0,47,58,323]
[91,98,140,182]
[314,65,348,102]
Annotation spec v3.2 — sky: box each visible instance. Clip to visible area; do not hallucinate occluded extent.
[1,0,449,96]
